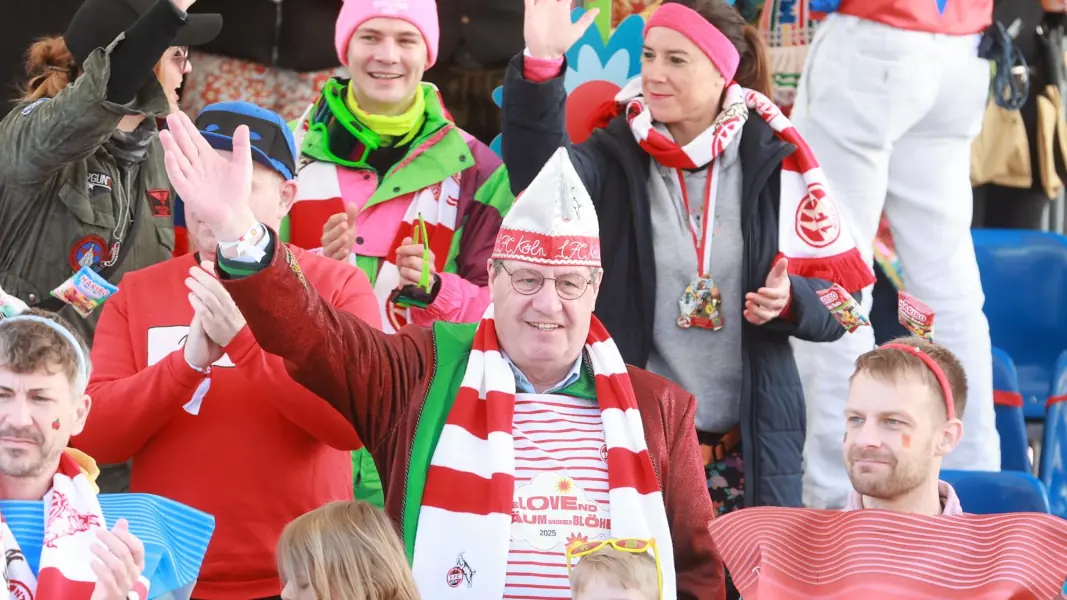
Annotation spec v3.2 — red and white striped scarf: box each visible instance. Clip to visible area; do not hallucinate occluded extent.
[366,173,462,333]
[409,305,676,598]
[1,452,149,600]
[621,80,874,294]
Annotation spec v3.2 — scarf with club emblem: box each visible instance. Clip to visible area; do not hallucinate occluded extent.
[620,78,874,293]
[1,451,149,600]
[408,304,676,598]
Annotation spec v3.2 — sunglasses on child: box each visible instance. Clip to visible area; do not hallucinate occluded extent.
[565,537,662,599]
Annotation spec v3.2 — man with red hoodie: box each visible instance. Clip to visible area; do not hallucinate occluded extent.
[74,101,381,599]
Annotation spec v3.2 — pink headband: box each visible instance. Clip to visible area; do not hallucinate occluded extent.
[644,3,740,82]
[881,343,957,421]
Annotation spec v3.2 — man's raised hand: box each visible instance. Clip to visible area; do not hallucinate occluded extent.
[160,112,258,243]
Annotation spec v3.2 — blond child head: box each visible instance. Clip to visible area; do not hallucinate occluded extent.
[569,545,659,600]
[276,500,420,600]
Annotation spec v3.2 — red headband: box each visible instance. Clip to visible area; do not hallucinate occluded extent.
[644,3,740,82]
[880,343,956,421]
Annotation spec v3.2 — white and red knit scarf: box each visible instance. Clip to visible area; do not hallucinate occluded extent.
[293,103,463,333]
[409,305,676,598]
[621,79,874,293]
[1,452,149,600]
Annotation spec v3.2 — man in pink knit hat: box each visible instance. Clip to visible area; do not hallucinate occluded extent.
[284,0,516,506]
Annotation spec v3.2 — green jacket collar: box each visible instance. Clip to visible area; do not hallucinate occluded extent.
[301,80,474,209]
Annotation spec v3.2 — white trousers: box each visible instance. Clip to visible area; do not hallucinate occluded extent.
[789,14,1001,509]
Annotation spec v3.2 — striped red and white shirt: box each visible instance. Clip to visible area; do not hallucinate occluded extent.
[505,393,611,599]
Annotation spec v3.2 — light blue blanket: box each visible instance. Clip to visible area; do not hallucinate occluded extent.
[0,494,215,599]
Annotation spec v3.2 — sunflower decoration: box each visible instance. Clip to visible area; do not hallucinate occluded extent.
[556,477,575,494]
[566,532,590,550]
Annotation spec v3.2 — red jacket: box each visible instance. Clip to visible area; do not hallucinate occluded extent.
[218,236,726,600]
[74,247,380,599]
[839,0,992,35]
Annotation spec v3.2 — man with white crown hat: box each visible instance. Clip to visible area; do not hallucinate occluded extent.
[157,107,724,600]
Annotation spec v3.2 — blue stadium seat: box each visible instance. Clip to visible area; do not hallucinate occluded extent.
[973,229,1067,419]
[1051,349,1067,410]
[992,347,1031,472]
[1039,351,1067,517]
[940,470,1050,514]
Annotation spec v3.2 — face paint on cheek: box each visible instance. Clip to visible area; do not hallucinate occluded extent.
[901,433,911,449]
[51,419,60,431]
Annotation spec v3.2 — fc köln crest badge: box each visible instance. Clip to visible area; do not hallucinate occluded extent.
[795,183,841,248]
[445,553,475,589]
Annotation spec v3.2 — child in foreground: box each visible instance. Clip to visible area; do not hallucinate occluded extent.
[276,501,420,600]
[569,544,660,600]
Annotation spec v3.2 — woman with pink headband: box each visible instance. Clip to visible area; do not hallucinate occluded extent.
[502,0,874,542]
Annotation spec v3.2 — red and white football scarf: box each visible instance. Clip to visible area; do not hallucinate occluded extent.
[1,452,149,600]
[409,305,676,598]
[292,105,462,333]
[621,79,874,293]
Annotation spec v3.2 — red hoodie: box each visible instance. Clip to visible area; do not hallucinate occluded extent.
[839,0,991,35]
[75,246,381,599]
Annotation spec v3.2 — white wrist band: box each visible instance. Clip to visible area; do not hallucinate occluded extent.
[218,223,267,261]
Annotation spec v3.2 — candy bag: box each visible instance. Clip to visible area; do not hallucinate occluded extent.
[0,286,29,318]
[50,266,119,317]
[898,291,934,341]
[817,283,870,333]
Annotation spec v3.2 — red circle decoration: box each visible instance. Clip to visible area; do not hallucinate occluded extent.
[566,80,623,144]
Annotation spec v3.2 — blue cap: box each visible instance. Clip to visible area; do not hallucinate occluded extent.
[194,102,297,181]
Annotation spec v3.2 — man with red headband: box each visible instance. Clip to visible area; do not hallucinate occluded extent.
[843,337,967,515]
[707,341,1067,597]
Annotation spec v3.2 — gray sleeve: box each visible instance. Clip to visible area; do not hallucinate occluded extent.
[0,36,170,188]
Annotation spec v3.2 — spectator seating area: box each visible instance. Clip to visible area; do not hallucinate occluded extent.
[976,229,1067,516]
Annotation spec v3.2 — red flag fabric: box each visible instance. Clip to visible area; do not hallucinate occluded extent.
[709,507,1067,599]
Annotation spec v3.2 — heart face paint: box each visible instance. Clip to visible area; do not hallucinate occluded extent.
[901,433,911,449]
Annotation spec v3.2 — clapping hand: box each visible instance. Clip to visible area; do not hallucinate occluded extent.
[88,519,145,600]
[322,204,359,261]
[186,259,248,352]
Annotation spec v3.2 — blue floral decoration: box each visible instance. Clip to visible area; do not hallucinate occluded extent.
[489,9,646,157]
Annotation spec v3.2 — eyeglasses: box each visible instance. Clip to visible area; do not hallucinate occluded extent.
[566,538,662,599]
[500,264,594,300]
[168,47,190,72]
[304,79,382,169]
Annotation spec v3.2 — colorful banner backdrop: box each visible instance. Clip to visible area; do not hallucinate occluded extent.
[491,8,645,155]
